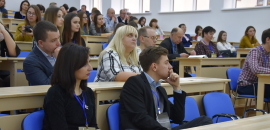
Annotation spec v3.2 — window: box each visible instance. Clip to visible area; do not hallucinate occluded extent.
[173,0,210,11]
[224,0,269,8]
[112,0,150,14]
[80,0,102,12]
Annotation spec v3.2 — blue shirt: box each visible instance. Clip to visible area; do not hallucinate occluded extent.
[103,14,118,32]
[36,45,56,66]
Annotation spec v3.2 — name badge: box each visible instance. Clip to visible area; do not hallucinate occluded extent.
[78,127,95,130]
[211,53,217,58]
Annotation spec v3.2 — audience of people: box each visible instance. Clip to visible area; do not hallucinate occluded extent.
[0,0,7,18]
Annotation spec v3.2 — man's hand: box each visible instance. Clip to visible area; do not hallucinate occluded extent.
[190,50,196,55]
[53,47,62,58]
[165,69,181,91]
[180,53,189,57]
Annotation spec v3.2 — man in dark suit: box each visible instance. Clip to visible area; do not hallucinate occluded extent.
[23,21,61,85]
[117,9,129,25]
[179,24,193,47]
[120,46,211,130]
[159,27,196,76]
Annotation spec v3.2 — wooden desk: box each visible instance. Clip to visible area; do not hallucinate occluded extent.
[191,41,199,47]
[81,35,109,43]
[185,47,195,52]
[236,48,252,58]
[2,18,23,31]
[256,74,270,115]
[185,114,270,130]
[94,77,230,130]
[163,31,170,35]
[231,42,240,47]
[15,41,32,51]
[156,39,163,45]
[176,58,241,79]
[86,43,103,55]
[90,58,98,68]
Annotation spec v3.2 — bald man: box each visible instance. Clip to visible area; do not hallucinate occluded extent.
[159,28,196,76]
[104,8,118,32]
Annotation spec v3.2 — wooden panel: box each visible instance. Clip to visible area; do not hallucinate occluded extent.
[0,114,28,130]
[86,43,103,55]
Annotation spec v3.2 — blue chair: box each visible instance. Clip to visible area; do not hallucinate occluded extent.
[102,43,109,50]
[0,114,9,116]
[18,51,30,57]
[21,110,44,130]
[107,103,120,130]
[203,92,238,123]
[189,74,196,77]
[88,70,97,82]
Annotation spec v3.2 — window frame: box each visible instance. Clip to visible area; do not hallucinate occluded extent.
[122,0,150,13]
[172,0,209,11]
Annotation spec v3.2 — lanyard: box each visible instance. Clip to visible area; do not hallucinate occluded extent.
[73,92,88,128]
[260,46,269,67]
[151,89,161,114]
[73,39,76,44]
[202,40,214,52]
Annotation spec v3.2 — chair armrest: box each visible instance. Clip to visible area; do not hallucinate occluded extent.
[243,108,268,118]
[212,113,240,123]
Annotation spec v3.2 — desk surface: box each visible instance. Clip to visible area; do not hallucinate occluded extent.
[185,114,270,130]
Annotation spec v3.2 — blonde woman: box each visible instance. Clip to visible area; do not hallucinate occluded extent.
[95,25,142,82]
[78,12,89,35]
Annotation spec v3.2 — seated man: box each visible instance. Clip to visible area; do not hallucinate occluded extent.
[137,26,157,51]
[120,46,212,130]
[237,28,270,98]
[23,21,61,85]
[159,27,196,76]
[179,24,192,47]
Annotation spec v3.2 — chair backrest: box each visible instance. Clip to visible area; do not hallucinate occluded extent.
[168,97,200,121]
[22,110,44,130]
[107,102,120,130]
[88,70,97,82]
[18,51,30,57]
[203,92,235,123]
[226,68,242,91]
[102,43,109,50]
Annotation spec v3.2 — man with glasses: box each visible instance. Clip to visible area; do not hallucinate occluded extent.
[104,8,118,32]
[138,26,157,52]
[159,28,196,76]
[78,5,90,16]
[117,9,129,25]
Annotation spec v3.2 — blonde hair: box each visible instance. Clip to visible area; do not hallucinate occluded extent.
[99,25,139,66]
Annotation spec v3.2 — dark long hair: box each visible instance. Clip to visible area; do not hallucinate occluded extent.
[217,30,227,45]
[94,13,105,33]
[19,0,30,11]
[149,18,159,29]
[62,13,82,46]
[138,17,146,27]
[244,26,256,42]
[51,43,89,96]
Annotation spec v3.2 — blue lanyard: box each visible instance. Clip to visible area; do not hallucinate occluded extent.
[202,40,214,52]
[73,92,88,128]
[73,39,76,44]
[151,89,161,114]
[260,46,269,67]
[22,15,25,19]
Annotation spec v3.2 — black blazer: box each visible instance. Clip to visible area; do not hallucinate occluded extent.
[159,38,189,74]
[117,16,128,25]
[120,73,186,130]
[14,12,25,19]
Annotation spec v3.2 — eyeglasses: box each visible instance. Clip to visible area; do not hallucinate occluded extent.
[27,12,36,16]
[144,36,158,40]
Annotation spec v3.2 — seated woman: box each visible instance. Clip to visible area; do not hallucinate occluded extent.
[137,16,146,29]
[42,43,98,130]
[95,25,142,82]
[14,1,29,19]
[0,0,7,18]
[0,18,21,87]
[194,25,203,41]
[14,5,41,42]
[89,14,110,36]
[62,13,86,46]
[217,30,236,56]
[108,23,125,43]
[60,6,67,17]
[240,26,260,48]
[149,18,164,35]
[78,12,89,35]
[194,26,220,58]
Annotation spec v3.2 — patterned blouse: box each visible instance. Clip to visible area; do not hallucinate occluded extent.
[94,49,143,82]
[194,40,220,58]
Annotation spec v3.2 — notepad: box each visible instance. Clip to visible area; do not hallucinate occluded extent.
[188,55,208,58]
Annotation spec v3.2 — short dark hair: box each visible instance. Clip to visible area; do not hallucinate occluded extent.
[81,5,86,8]
[178,24,185,28]
[37,4,45,12]
[129,16,138,22]
[92,9,101,15]
[261,28,270,44]
[138,17,146,27]
[113,23,125,34]
[69,7,77,13]
[51,43,90,97]
[63,4,69,10]
[202,26,216,38]
[149,18,159,29]
[19,1,30,11]
[138,26,152,39]
[139,46,168,72]
[171,28,178,34]
[33,21,58,42]
[128,21,138,28]
[195,25,202,35]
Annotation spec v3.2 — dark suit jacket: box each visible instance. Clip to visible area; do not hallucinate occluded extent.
[117,16,128,25]
[182,34,192,47]
[23,46,53,85]
[120,73,186,130]
[14,12,25,19]
[159,38,189,74]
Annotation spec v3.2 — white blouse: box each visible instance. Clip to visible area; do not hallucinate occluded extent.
[216,42,236,53]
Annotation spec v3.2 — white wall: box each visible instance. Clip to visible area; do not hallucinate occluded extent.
[105,0,270,42]
[6,0,80,12]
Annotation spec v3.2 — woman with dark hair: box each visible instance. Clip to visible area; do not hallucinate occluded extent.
[62,4,69,12]
[14,0,30,19]
[0,0,7,18]
[78,12,89,35]
[14,5,41,41]
[60,6,67,17]
[217,30,236,53]
[137,16,146,29]
[239,26,260,48]
[149,18,164,35]
[108,23,125,43]
[194,25,203,41]
[62,13,85,46]
[89,13,109,36]
[42,43,98,130]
